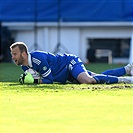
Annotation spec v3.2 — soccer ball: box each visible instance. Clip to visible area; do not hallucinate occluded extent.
[25,68,41,79]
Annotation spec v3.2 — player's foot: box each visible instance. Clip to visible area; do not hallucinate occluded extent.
[124,63,133,76]
[118,76,133,84]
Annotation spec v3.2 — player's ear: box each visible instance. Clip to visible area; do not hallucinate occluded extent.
[22,51,27,57]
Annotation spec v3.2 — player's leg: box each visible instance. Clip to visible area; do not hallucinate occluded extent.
[69,57,133,84]
[102,67,126,76]
[75,67,133,84]
[87,70,97,76]
[68,57,97,84]
[102,63,133,76]
[93,74,133,84]
[88,69,133,84]
[77,71,96,84]
[69,63,96,84]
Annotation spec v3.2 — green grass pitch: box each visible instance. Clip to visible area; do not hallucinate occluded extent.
[0,63,133,133]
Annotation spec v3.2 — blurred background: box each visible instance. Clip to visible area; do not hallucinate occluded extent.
[0,0,133,64]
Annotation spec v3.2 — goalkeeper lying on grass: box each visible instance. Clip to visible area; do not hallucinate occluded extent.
[10,42,133,84]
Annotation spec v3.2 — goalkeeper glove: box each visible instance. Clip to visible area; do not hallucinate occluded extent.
[19,72,39,84]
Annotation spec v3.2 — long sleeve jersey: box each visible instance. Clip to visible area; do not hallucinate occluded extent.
[22,51,78,84]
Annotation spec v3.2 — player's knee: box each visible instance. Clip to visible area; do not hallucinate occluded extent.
[77,72,96,84]
[80,78,96,84]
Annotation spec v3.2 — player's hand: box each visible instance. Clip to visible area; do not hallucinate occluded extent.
[19,72,34,84]
[27,68,40,79]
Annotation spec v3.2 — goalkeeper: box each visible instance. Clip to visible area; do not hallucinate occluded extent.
[10,42,133,84]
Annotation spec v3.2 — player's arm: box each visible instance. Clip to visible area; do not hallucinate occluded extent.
[19,64,53,84]
[35,68,53,84]
[19,66,39,84]
[19,67,53,84]
[38,63,53,84]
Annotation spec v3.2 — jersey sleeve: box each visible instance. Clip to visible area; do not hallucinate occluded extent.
[35,57,53,84]
[40,67,53,84]
[22,66,29,72]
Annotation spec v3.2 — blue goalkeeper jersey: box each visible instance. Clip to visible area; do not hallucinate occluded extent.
[21,51,82,84]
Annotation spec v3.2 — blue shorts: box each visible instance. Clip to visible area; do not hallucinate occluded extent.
[68,57,92,81]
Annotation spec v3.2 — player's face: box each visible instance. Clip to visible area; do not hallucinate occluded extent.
[11,46,25,65]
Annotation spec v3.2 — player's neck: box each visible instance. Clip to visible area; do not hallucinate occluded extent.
[22,55,29,66]
[23,60,28,66]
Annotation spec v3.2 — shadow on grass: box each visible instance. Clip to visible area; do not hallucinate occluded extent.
[7,82,71,91]
[6,82,133,91]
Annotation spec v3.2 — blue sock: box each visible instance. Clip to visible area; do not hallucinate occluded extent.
[87,70,92,75]
[102,67,126,77]
[93,75,118,84]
